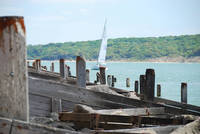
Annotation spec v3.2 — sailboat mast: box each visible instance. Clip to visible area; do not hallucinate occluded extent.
[97,19,107,65]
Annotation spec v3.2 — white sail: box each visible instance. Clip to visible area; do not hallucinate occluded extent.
[97,19,107,65]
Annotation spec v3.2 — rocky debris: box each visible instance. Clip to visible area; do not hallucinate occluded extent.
[86,85,123,96]
[106,109,129,115]
[73,104,97,114]
[96,128,157,134]
[94,125,181,134]
[0,116,83,134]
[171,114,199,121]
[30,115,75,131]
[51,112,59,121]
[123,91,140,100]
[170,118,200,134]
[80,128,91,133]
[73,104,129,115]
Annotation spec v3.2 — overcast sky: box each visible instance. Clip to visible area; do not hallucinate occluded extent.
[0,0,200,45]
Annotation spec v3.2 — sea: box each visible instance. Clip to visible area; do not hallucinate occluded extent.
[32,61,200,106]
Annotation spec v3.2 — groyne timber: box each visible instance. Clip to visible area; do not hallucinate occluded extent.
[1,16,200,134]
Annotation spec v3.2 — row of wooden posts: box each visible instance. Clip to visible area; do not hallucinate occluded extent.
[126,70,188,104]
[29,57,116,87]
[30,57,100,88]
[30,57,187,104]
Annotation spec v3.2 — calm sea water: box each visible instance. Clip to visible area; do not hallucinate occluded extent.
[36,61,200,106]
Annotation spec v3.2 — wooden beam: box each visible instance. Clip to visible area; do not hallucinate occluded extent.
[95,132,149,134]
[59,113,91,122]
[153,97,200,114]
[59,113,193,125]
[97,107,165,116]
[131,116,192,126]
[93,125,181,134]
[29,77,200,116]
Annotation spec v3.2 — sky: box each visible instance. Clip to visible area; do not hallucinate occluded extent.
[0,0,200,45]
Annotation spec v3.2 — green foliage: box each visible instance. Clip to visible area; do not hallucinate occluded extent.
[27,34,200,60]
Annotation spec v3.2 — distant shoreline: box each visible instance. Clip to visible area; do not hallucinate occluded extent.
[27,56,200,63]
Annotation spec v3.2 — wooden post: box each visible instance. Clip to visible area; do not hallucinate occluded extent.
[52,98,62,113]
[111,75,116,87]
[107,75,112,87]
[99,66,106,84]
[0,16,29,121]
[51,62,54,72]
[76,56,86,88]
[35,59,41,71]
[86,69,90,82]
[126,78,130,87]
[27,61,30,66]
[157,84,161,97]
[67,66,71,76]
[145,69,155,101]
[32,61,36,68]
[139,75,146,95]
[60,59,66,79]
[135,80,138,93]
[181,83,187,103]
[96,72,100,83]
[65,65,69,78]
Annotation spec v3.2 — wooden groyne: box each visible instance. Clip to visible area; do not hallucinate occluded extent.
[26,58,200,133]
[28,58,200,115]
[1,16,200,134]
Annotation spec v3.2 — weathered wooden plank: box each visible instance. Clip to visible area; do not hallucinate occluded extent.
[10,117,82,134]
[29,95,52,105]
[29,77,149,110]
[93,125,180,134]
[61,100,103,112]
[94,99,136,109]
[29,77,200,116]
[59,113,91,122]
[131,116,193,126]
[29,94,51,108]
[29,78,142,109]
[30,101,51,111]
[30,108,50,117]
[59,113,132,123]
[109,87,129,94]
[61,100,76,112]
[154,97,200,113]
[59,112,192,126]
[95,132,148,134]
[99,115,132,123]
[98,123,134,130]
[74,121,134,130]
[29,93,51,117]
[29,71,61,81]
[97,107,165,116]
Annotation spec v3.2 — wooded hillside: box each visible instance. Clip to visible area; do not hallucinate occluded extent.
[27,34,200,61]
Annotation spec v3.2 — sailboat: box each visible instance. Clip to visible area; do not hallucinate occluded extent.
[92,19,107,70]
